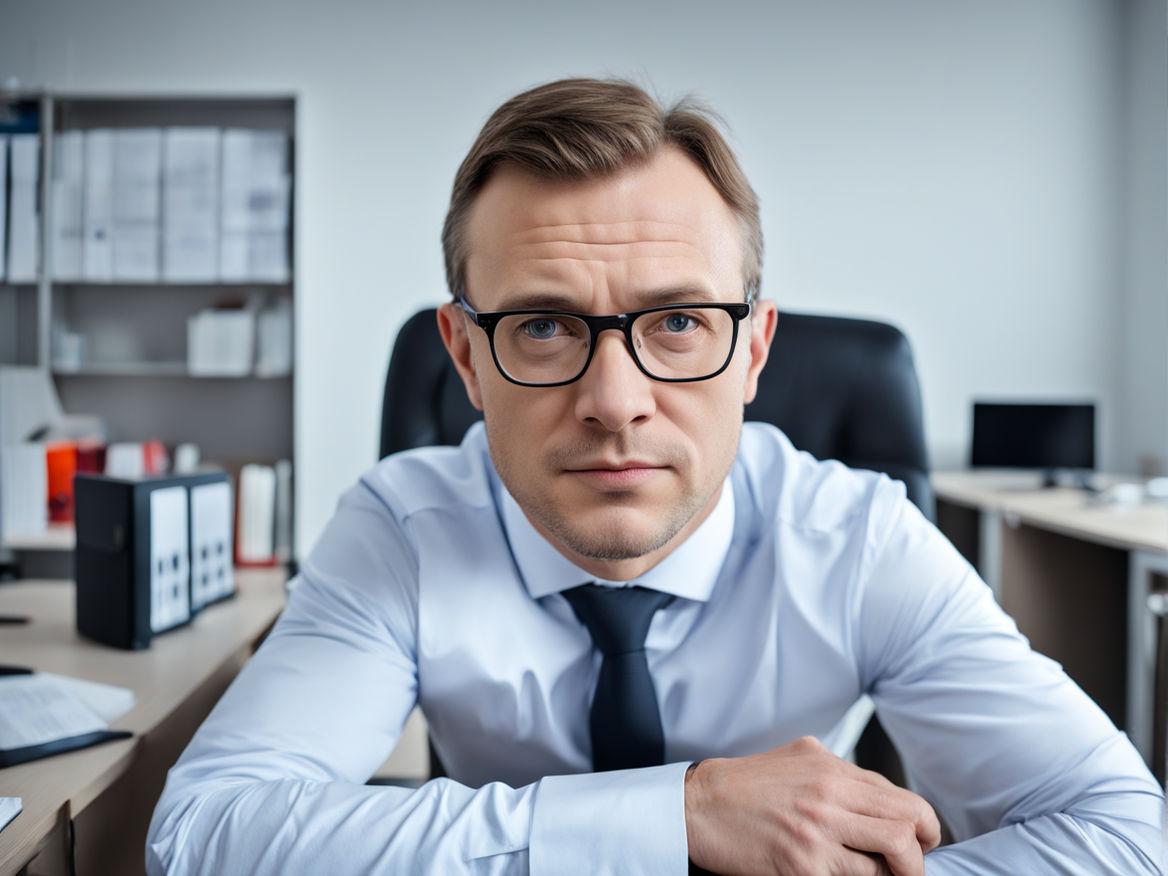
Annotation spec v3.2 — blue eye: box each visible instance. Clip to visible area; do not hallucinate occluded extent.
[663,313,695,333]
[522,318,560,339]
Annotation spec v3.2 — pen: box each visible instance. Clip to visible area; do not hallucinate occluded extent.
[0,665,33,675]
[0,614,30,625]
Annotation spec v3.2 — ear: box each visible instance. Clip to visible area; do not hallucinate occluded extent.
[436,301,485,411]
[742,299,777,405]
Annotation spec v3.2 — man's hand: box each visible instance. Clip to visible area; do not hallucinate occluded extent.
[685,736,941,876]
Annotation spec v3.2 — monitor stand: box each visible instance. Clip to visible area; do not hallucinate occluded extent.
[1040,468,1096,490]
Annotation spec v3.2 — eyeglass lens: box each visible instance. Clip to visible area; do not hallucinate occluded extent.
[491,307,737,384]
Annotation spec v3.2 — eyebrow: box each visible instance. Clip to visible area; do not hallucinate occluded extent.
[493,285,720,313]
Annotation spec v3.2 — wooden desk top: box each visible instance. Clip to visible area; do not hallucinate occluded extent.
[0,569,286,876]
[933,471,1168,555]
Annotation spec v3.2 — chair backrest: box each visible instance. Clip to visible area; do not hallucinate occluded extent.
[380,308,932,518]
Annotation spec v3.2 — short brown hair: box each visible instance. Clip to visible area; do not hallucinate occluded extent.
[441,78,763,303]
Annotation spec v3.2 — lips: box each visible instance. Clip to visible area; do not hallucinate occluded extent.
[564,462,665,489]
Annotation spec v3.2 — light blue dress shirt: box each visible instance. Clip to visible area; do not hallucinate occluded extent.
[147,422,1164,874]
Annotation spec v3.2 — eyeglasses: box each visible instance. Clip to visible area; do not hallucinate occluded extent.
[458,297,752,387]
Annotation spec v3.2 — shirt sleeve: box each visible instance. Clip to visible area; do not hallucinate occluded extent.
[146,482,535,874]
[146,480,691,876]
[854,482,1165,875]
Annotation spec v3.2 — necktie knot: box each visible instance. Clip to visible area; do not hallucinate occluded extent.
[562,584,675,656]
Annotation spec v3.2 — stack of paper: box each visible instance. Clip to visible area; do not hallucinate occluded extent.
[50,131,85,280]
[163,127,220,282]
[8,133,40,283]
[220,129,290,282]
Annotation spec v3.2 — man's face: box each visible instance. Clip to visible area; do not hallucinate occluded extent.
[438,147,777,580]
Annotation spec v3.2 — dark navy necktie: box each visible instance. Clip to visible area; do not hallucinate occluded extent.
[562,583,675,772]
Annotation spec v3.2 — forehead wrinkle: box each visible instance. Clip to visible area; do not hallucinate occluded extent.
[516,242,701,261]
[516,219,697,245]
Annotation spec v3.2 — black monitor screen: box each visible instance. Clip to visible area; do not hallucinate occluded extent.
[971,402,1095,471]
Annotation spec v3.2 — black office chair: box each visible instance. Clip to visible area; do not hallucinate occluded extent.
[379,306,932,783]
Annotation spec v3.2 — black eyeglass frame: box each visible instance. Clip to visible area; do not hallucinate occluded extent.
[458,296,753,387]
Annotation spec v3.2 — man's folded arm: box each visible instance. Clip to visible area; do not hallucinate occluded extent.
[858,488,1165,875]
[146,483,690,875]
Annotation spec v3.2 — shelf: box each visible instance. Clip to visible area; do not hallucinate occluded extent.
[53,363,292,379]
[5,522,75,551]
[52,281,291,289]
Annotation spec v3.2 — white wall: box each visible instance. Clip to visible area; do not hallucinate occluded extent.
[1117,0,1168,476]
[1,0,1163,554]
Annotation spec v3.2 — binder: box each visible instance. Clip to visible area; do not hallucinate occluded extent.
[83,129,114,281]
[50,131,85,281]
[219,129,290,282]
[163,127,219,282]
[8,134,40,283]
[111,128,162,281]
[0,136,7,281]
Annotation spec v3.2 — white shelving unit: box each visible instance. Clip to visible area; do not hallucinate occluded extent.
[0,92,296,562]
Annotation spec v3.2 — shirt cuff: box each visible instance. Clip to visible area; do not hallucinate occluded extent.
[529,761,691,876]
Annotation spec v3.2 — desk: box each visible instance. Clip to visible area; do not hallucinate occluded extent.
[0,568,286,876]
[932,472,1168,769]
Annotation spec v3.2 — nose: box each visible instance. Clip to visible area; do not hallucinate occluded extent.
[573,330,657,431]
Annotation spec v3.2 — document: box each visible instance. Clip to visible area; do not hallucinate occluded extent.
[0,675,107,750]
[0,798,19,835]
[0,673,135,767]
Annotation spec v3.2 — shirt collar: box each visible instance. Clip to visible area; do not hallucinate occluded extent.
[498,474,735,603]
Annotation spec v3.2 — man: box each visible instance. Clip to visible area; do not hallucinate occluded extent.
[148,79,1164,875]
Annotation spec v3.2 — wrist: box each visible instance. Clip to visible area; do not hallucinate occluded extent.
[684,758,715,868]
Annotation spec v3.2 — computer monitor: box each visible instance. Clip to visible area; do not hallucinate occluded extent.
[971,402,1096,486]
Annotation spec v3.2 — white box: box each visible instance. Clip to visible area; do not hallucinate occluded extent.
[187,309,255,376]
